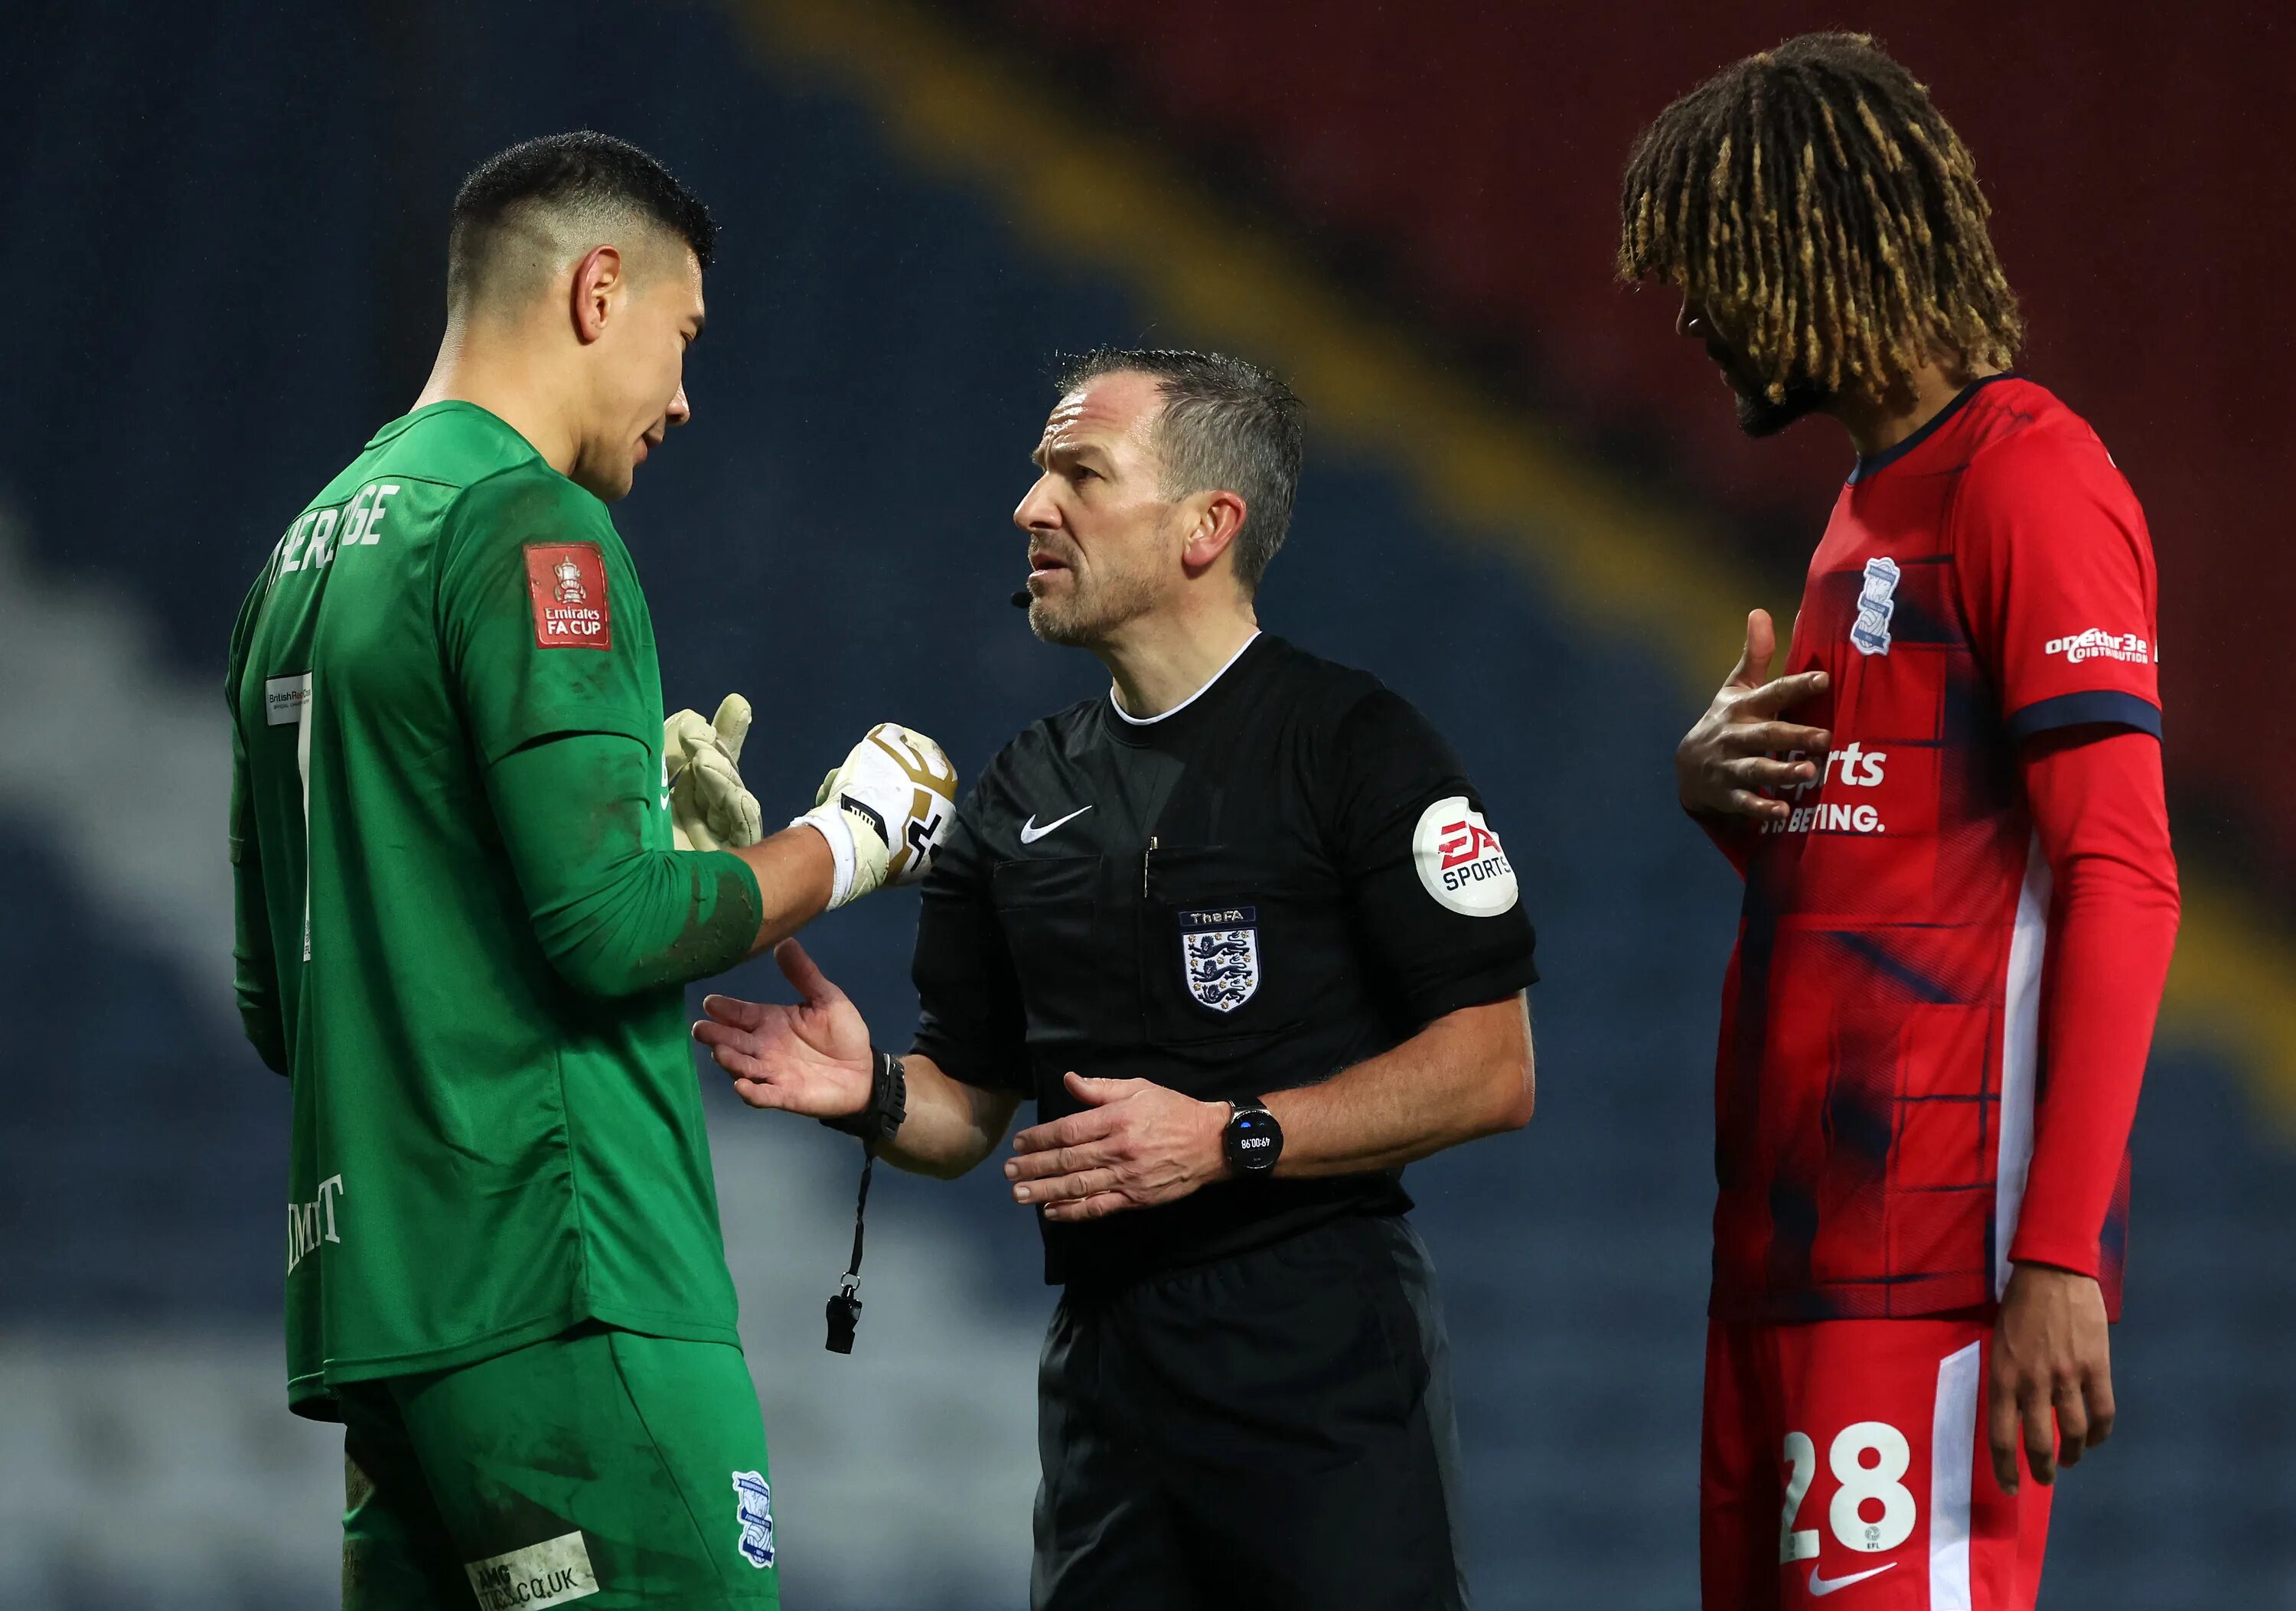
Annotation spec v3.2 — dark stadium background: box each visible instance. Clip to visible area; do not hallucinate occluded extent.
[2,2,2290,1606]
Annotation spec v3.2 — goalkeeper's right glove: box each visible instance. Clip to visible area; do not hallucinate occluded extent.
[664,693,764,853]
[794,723,959,908]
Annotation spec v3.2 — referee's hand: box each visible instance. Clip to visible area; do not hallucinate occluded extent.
[1676,608,1831,823]
[1006,1072,1228,1221]
[692,940,877,1123]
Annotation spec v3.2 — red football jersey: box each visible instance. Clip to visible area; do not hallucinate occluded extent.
[1712,377,2162,1322]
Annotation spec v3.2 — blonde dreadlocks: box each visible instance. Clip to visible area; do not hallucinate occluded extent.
[1618,32,2022,403]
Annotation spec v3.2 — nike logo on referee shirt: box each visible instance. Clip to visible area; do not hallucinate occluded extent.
[1808,1563,1895,1596]
[1019,806,1093,843]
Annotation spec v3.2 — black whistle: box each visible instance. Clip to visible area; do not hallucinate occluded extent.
[825,1289,861,1354]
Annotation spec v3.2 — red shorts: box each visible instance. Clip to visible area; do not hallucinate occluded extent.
[1701,1318,2053,1610]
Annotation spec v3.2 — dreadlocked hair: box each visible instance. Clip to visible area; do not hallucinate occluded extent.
[1617,32,2022,403]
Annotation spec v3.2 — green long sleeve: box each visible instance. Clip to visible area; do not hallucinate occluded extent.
[485,732,762,998]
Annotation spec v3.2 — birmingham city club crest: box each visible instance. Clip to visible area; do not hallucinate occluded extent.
[1178,906,1260,1013]
[730,1471,775,1570]
[1851,555,1900,656]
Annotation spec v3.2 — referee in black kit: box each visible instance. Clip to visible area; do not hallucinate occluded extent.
[696,349,1538,1610]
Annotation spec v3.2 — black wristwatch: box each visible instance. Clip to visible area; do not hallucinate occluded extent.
[1222,1097,1283,1176]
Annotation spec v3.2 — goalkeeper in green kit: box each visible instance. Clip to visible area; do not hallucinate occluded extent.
[226,133,955,1609]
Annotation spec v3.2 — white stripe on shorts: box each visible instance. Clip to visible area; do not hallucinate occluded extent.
[1929,1340,1982,1610]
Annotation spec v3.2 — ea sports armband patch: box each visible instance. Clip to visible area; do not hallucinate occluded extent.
[523,542,613,650]
[1414,795,1519,916]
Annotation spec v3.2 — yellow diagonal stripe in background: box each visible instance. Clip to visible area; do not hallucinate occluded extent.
[732,0,2296,1130]
[741,0,1749,672]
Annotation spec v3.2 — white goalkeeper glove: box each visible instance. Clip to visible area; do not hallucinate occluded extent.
[794,723,959,908]
[664,693,764,853]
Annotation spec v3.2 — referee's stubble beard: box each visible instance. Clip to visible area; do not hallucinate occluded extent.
[1013,371,1241,655]
[1022,533,1162,649]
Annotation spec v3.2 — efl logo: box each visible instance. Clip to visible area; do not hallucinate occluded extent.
[524,543,613,650]
[1413,796,1518,917]
[2044,628,2151,665]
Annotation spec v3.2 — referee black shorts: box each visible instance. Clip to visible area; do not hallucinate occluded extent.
[1031,1212,1469,1611]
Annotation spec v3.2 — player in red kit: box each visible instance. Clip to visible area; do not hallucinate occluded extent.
[1619,34,2181,1610]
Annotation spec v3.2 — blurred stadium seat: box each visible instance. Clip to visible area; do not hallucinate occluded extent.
[1,2,2288,1607]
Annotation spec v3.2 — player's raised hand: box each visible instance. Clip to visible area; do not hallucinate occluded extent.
[693,939,876,1120]
[1988,1261,2117,1495]
[1004,1071,1229,1222]
[793,723,960,908]
[665,693,764,852]
[1675,608,1834,822]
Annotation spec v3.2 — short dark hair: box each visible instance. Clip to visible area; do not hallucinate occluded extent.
[448,132,716,308]
[1618,33,2020,401]
[1054,348,1304,595]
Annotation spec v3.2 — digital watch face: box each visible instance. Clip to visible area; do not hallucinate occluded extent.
[1227,1107,1281,1173]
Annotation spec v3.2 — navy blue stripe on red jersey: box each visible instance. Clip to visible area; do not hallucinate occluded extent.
[1828,932,1962,1004]
[2006,689,2163,741]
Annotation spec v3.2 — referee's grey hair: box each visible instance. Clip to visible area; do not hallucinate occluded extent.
[1054,348,1304,596]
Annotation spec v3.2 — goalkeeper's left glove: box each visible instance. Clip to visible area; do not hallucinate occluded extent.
[794,723,959,908]
[664,693,764,853]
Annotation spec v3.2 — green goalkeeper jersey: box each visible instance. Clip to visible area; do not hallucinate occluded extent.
[227,401,762,1417]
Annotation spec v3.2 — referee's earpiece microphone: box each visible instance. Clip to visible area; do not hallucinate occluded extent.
[1009,589,1032,608]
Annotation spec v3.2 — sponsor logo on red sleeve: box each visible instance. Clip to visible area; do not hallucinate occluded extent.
[2043,628,2150,665]
[523,543,612,649]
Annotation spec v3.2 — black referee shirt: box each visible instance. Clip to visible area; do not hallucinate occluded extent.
[911,634,1538,1285]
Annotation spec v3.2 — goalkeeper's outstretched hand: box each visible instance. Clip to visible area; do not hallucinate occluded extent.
[664,693,764,853]
[794,723,958,908]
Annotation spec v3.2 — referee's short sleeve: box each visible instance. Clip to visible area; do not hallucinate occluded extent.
[1326,690,1537,1024]
[909,784,1030,1094]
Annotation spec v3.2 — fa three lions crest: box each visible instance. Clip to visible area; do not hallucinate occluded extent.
[1178,905,1260,1013]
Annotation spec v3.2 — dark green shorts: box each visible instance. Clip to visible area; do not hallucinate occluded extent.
[338,1323,778,1609]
